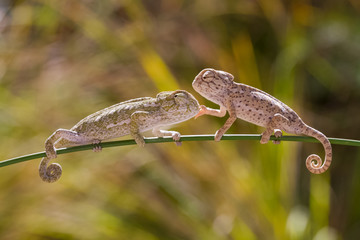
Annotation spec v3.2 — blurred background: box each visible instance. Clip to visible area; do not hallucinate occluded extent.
[1,0,360,239]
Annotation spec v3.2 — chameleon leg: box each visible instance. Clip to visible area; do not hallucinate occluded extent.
[130,111,148,147]
[215,115,237,141]
[260,114,289,144]
[194,103,235,141]
[195,105,227,119]
[214,102,237,141]
[152,127,182,146]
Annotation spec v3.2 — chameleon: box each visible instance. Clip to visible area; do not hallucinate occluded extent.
[39,90,200,183]
[192,68,332,174]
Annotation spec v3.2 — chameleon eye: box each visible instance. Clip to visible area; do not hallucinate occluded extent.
[202,70,215,80]
[173,91,186,98]
[173,92,188,105]
[174,93,185,98]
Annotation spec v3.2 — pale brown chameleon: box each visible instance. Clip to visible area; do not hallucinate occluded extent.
[192,68,332,174]
[40,90,200,183]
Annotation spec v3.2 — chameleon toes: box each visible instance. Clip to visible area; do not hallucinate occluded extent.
[92,139,102,152]
[92,145,102,152]
[172,132,182,146]
[260,134,270,144]
[272,129,282,144]
[171,132,181,141]
[274,129,282,138]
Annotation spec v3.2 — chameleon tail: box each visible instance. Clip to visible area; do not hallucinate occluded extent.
[39,157,62,183]
[302,125,332,174]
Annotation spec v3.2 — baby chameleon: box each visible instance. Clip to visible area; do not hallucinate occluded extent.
[40,90,200,183]
[192,68,332,174]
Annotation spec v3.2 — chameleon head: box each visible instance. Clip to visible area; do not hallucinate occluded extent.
[192,68,234,104]
[157,90,200,123]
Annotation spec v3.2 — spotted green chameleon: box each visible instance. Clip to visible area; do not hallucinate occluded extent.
[40,90,200,183]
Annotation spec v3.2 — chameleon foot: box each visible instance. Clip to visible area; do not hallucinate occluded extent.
[134,136,146,147]
[260,133,270,144]
[92,139,102,152]
[272,129,282,144]
[214,130,224,142]
[152,128,182,146]
[171,132,182,146]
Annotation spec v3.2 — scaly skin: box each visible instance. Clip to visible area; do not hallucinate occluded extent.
[192,68,332,174]
[40,90,200,183]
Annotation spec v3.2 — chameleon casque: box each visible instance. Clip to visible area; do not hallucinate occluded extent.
[192,68,332,174]
[40,90,200,183]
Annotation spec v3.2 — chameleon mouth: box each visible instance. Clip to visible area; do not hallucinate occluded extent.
[192,75,201,88]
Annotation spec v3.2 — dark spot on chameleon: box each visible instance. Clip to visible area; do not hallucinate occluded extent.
[245,104,248,106]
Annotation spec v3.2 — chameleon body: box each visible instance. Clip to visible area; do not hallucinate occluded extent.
[192,68,332,174]
[40,90,200,183]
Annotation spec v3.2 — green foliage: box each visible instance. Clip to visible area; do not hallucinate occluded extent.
[1,0,360,239]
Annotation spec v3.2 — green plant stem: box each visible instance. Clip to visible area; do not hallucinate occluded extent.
[1,134,359,168]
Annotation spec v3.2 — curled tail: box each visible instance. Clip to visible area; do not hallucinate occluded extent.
[302,125,332,174]
[39,157,62,183]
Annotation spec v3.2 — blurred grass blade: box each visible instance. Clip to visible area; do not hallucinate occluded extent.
[139,47,179,91]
